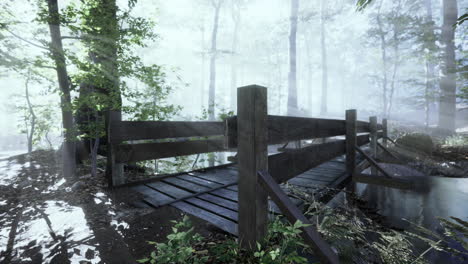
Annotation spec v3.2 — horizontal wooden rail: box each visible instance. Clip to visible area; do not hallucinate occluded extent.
[269,134,370,183]
[356,120,370,133]
[110,120,224,143]
[257,170,339,264]
[115,139,226,163]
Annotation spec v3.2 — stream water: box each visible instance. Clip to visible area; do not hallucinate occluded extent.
[357,174,468,263]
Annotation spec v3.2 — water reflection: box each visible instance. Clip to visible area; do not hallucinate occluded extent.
[357,167,468,263]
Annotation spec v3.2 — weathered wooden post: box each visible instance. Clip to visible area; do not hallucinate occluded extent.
[345,109,357,177]
[382,118,388,147]
[369,116,378,175]
[106,110,124,186]
[237,85,268,249]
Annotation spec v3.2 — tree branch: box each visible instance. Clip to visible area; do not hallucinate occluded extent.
[3,27,50,51]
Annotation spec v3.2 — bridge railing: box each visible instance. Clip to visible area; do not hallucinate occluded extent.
[232,85,388,263]
[107,112,228,186]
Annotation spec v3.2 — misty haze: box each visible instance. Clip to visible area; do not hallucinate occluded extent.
[0,0,467,263]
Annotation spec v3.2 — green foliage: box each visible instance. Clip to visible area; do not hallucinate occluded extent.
[290,187,428,263]
[140,215,310,264]
[138,216,208,264]
[444,135,468,147]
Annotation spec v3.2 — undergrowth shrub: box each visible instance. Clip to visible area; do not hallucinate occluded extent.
[139,187,467,264]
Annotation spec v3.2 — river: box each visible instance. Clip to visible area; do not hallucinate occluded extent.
[357,174,468,263]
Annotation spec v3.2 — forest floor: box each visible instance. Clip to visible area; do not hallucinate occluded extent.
[0,150,228,264]
[0,132,466,263]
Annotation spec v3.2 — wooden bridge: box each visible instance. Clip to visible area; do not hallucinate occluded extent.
[107,85,410,264]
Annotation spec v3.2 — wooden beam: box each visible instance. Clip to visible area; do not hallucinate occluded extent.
[115,139,225,163]
[346,110,357,176]
[369,116,378,175]
[353,173,413,190]
[110,120,224,143]
[257,170,340,264]
[237,85,268,250]
[225,115,350,148]
[355,159,370,173]
[107,111,124,186]
[266,115,345,144]
[377,142,401,161]
[382,119,388,146]
[355,146,392,178]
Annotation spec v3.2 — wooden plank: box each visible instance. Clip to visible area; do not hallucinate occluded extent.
[198,193,238,211]
[211,188,238,201]
[115,139,225,163]
[146,181,193,198]
[237,85,269,248]
[288,177,329,187]
[110,120,224,143]
[296,174,337,182]
[131,185,174,206]
[162,177,211,193]
[346,110,357,176]
[149,182,237,209]
[189,170,237,185]
[353,173,413,190]
[257,170,339,264]
[177,175,223,188]
[186,198,238,221]
[172,201,238,235]
[268,139,346,183]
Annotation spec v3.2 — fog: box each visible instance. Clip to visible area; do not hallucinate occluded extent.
[0,0,467,152]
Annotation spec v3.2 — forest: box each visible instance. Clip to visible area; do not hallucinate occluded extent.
[0,0,467,263]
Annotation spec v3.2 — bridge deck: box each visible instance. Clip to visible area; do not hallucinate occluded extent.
[129,155,357,235]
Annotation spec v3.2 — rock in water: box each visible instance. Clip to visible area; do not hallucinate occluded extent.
[396,133,434,154]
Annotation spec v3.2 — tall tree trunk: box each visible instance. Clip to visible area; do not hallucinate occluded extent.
[287,0,299,116]
[230,1,240,112]
[424,0,437,128]
[438,0,458,131]
[388,2,401,119]
[208,0,222,121]
[305,32,313,116]
[46,0,76,178]
[25,73,36,154]
[320,0,328,116]
[376,0,388,118]
[201,22,206,113]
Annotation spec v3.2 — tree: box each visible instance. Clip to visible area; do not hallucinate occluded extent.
[45,0,76,178]
[319,0,328,115]
[423,0,438,127]
[229,0,243,111]
[287,0,299,116]
[438,0,458,131]
[208,0,223,120]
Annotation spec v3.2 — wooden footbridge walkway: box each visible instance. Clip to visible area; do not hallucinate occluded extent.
[106,85,409,263]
